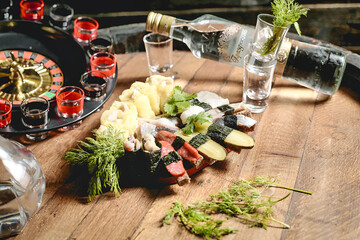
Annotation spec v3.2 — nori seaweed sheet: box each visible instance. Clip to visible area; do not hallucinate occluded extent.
[191,99,212,111]
[189,133,210,149]
[206,123,232,146]
[149,150,162,173]
[223,115,238,129]
[162,151,182,166]
[172,136,185,150]
[217,105,234,115]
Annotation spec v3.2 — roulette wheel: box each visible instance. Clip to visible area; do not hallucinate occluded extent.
[0,20,117,134]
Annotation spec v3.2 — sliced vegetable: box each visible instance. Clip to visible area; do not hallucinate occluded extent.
[157,131,204,167]
[201,122,255,151]
[159,141,186,177]
[175,131,227,163]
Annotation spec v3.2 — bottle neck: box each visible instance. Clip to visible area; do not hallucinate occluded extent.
[146,12,176,37]
[274,37,292,77]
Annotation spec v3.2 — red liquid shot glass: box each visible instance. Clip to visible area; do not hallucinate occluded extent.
[73,17,99,43]
[20,0,44,20]
[56,86,85,118]
[90,52,116,79]
[0,97,12,128]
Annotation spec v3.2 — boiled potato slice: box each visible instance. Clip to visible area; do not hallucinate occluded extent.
[145,75,174,112]
[100,109,138,138]
[130,81,160,115]
[120,89,155,118]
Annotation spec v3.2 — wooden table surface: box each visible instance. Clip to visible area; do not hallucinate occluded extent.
[10,51,360,240]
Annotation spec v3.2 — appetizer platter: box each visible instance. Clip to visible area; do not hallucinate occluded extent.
[66,75,257,199]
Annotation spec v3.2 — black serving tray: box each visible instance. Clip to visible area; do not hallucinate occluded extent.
[0,20,117,134]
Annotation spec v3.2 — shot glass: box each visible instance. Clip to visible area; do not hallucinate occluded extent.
[56,86,85,118]
[80,71,108,101]
[20,97,50,141]
[251,14,290,62]
[88,34,114,56]
[90,52,116,79]
[143,33,174,78]
[243,54,277,113]
[49,3,74,30]
[0,97,11,128]
[20,0,44,20]
[73,17,99,43]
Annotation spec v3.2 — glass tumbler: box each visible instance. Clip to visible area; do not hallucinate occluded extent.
[0,97,12,128]
[73,17,99,43]
[49,3,74,30]
[20,0,44,20]
[90,52,116,79]
[56,86,85,118]
[20,97,50,141]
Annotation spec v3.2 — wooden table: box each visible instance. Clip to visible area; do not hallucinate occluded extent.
[10,51,360,240]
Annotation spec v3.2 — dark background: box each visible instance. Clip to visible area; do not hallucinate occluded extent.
[7,0,360,53]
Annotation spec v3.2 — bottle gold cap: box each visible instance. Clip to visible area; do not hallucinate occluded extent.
[146,12,175,36]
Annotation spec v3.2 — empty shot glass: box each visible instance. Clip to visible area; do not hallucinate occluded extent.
[143,33,174,78]
[56,86,85,118]
[80,71,108,101]
[243,55,277,113]
[0,97,11,128]
[20,97,50,141]
[49,3,74,30]
[90,52,116,79]
[20,0,44,20]
[88,34,114,56]
[73,16,99,43]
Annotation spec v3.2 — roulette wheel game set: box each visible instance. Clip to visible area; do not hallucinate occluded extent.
[0,15,117,135]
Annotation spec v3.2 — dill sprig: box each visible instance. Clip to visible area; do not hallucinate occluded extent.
[64,127,126,201]
[164,201,237,240]
[261,0,309,55]
[163,176,312,239]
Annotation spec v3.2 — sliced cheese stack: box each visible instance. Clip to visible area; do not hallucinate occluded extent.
[98,75,175,139]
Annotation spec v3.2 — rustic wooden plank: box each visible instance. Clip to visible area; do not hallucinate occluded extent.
[13,54,135,240]
[220,77,319,239]
[182,60,234,94]
[132,173,235,240]
[7,51,360,240]
[282,88,360,239]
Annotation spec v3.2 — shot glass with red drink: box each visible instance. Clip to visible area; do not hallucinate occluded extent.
[0,97,12,128]
[56,86,85,118]
[73,17,99,43]
[20,0,44,20]
[90,52,116,79]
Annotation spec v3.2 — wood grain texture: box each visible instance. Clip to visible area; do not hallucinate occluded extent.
[9,51,360,240]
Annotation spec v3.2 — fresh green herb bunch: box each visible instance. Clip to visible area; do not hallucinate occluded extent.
[182,112,212,134]
[163,176,312,239]
[272,0,309,36]
[164,86,197,116]
[261,0,309,55]
[64,127,126,201]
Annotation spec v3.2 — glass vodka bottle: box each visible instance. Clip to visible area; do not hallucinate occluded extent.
[146,12,349,95]
[0,136,46,238]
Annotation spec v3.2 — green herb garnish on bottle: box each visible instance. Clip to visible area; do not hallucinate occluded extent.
[261,0,309,56]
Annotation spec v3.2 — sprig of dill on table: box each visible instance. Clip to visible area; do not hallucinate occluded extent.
[261,0,309,55]
[64,127,126,201]
[163,176,312,239]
